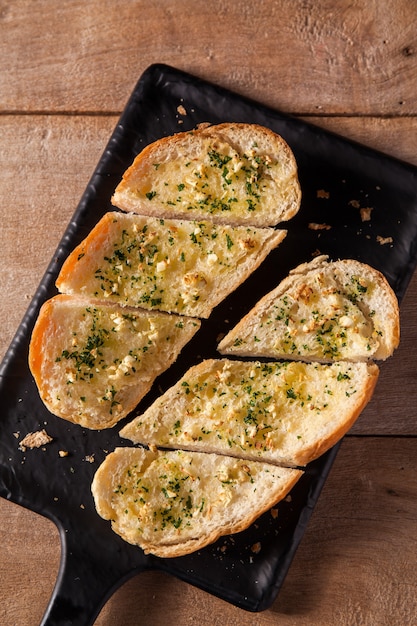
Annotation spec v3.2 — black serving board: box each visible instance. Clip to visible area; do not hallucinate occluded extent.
[1,64,417,626]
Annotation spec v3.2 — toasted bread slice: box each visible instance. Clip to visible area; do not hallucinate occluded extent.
[120,358,379,467]
[28,295,200,429]
[91,446,302,557]
[218,255,400,362]
[55,212,286,318]
[111,123,301,227]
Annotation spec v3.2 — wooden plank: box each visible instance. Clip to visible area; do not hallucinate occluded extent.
[1,437,415,625]
[0,500,59,626]
[1,1,417,115]
[0,115,116,361]
[302,116,417,168]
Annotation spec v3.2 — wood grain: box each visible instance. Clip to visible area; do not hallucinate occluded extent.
[1,0,417,115]
[1,1,417,624]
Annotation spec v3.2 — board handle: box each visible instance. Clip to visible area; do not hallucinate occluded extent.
[40,522,146,626]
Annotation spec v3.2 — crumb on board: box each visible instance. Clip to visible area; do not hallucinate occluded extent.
[270,508,278,519]
[360,207,373,222]
[377,235,393,245]
[84,454,95,463]
[316,189,330,199]
[348,199,361,209]
[19,429,53,451]
[177,104,187,116]
[59,450,69,458]
[251,542,262,554]
[196,122,211,130]
[308,222,331,231]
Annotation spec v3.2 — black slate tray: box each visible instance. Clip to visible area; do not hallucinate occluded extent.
[1,64,417,626]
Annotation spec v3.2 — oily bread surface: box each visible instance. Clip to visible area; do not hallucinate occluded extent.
[91,446,302,558]
[218,255,400,362]
[56,212,286,318]
[111,123,301,227]
[28,295,200,429]
[120,358,379,467]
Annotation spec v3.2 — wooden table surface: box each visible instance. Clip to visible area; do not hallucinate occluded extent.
[1,2,417,625]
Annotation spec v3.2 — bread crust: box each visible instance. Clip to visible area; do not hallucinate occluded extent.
[91,447,302,557]
[111,123,301,227]
[218,255,400,362]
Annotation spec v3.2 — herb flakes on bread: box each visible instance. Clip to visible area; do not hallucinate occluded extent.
[55,212,286,319]
[91,447,302,558]
[28,295,200,429]
[111,123,301,227]
[120,358,379,467]
[218,255,400,362]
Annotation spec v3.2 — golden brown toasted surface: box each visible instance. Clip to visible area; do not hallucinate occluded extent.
[218,255,400,362]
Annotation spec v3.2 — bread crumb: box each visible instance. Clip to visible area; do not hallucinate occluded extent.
[13,432,20,439]
[308,222,331,231]
[348,199,360,209]
[270,508,278,519]
[251,542,262,554]
[317,189,330,199]
[177,104,187,116]
[59,450,69,458]
[19,429,53,451]
[377,235,393,245]
[285,495,292,503]
[196,122,211,130]
[360,207,373,222]
[84,454,95,463]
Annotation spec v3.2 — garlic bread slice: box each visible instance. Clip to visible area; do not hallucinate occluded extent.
[218,255,400,362]
[29,295,200,429]
[56,212,286,318]
[111,123,301,227]
[120,358,379,467]
[91,447,302,557]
